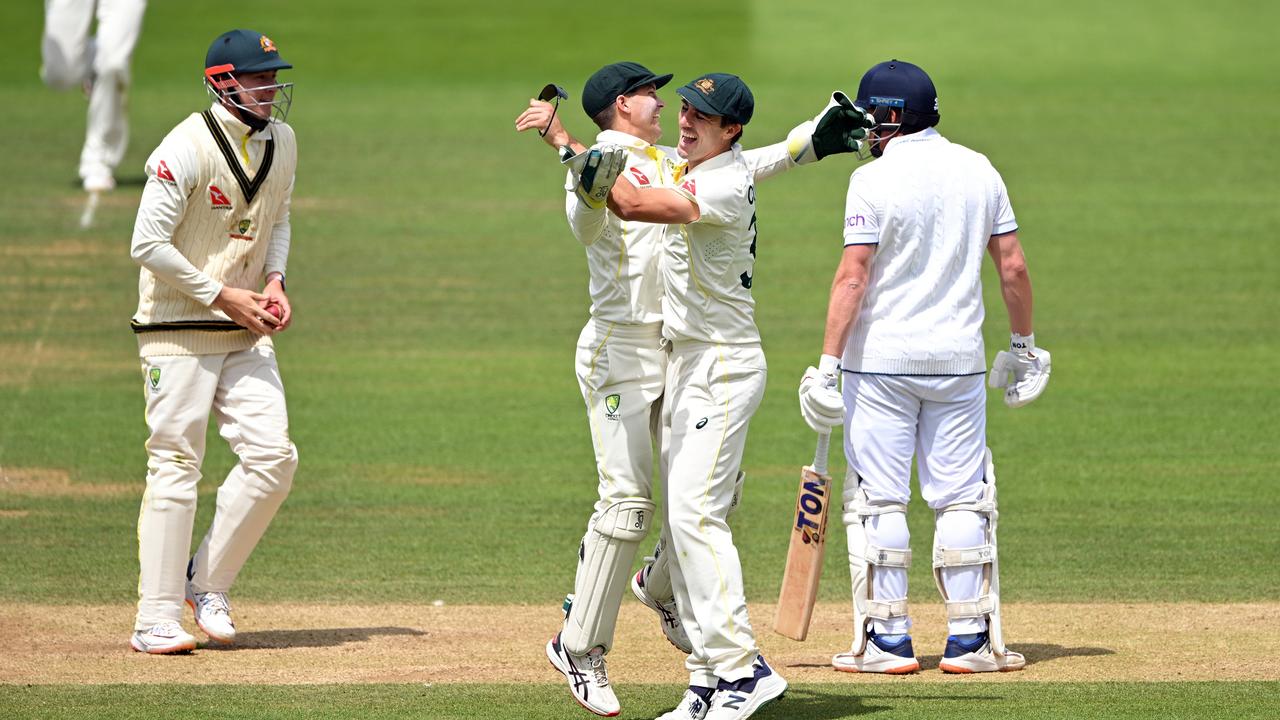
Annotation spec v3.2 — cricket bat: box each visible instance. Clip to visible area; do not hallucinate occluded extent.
[774,432,832,641]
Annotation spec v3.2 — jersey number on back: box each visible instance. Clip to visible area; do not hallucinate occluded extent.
[740,185,757,290]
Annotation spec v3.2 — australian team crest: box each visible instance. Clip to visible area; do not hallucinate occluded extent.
[605,394,621,420]
[148,367,161,391]
[238,219,251,234]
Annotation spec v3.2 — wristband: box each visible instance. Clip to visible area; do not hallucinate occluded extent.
[1011,332,1034,355]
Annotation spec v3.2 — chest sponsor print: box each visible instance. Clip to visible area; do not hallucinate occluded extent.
[209,185,233,209]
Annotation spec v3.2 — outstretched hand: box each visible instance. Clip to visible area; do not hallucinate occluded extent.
[812,92,875,160]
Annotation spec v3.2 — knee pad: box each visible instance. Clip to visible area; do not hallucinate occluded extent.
[562,497,655,655]
[932,447,1013,658]
[843,476,910,655]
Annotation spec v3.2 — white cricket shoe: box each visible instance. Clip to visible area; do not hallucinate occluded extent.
[657,686,715,720]
[631,568,693,654]
[186,585,236,644]
[545,632,620,717]
[938,631,1026,673]
[832,631,920,674]
[129,621,196,654]
[704,655,787,720]
[82,171,115,193]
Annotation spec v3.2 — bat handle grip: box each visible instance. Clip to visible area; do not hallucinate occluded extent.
[814,432,831,476]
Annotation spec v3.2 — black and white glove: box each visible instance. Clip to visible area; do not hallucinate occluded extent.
[787,92,876,164]
[988,333,1052,408]
[799,354,845,432]
[564,143,627,210]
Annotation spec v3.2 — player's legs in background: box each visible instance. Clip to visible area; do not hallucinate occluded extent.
[664,343,765,684]
[40,0,93,91]
[135,353,221,630]
[78,0,146,190]
[188,346,296,593]
[915,375,988,635]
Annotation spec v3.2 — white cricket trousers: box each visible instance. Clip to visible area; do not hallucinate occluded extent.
[663,341,766,686]
[40,0,146,181]
[843,372,989,635]
[575,320,666,512]
[567,320,666,650]
[135,346,296,630]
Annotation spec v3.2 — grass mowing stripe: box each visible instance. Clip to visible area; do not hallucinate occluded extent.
[2,683,1277,719]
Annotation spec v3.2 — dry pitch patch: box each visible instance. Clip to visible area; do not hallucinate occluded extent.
[3,602,1277,685]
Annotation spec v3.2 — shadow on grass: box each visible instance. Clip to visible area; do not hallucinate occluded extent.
[918,643,1115,670]
[750,686,1003,719]
[783,642,1114,673]
[198,625,426,651]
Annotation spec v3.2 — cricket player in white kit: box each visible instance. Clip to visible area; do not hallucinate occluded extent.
[517,66,873,717]
[610,73,872,720]
[41,0,147,193]
[797,60,1052,675]
[127,29,298,654]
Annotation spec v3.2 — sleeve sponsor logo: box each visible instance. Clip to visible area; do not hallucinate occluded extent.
[209,185,232,209]
[628,167,650,186]
[680,178,696,196]
[845,214,867,228]
[155,160,176,183]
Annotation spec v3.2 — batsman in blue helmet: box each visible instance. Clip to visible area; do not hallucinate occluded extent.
[799,59,1051,674]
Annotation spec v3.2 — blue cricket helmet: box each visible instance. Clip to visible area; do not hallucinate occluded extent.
[854,59,939,127]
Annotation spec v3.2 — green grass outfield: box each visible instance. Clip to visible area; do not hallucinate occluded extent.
[3,683,1279,720]
[1,0,1277,717]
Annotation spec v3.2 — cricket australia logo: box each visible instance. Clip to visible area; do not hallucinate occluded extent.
[148,367,161,391]
[604,394,621,421]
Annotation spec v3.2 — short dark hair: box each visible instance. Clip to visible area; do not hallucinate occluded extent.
[592,103,616,131]
[720,116,742,145]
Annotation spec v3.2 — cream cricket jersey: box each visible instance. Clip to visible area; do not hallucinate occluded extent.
[650,144,761,346]
[566,130,682,325]
[130,103,296,356]
[841,128,1017,375]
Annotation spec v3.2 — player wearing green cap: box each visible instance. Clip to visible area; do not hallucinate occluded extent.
[127,29,298,654]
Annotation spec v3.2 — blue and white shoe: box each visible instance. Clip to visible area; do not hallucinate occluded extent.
[939,631,1025,673]
[704,655,787,720]
[832,630,920,674]
[545,632,620,717]
[656,686,715,720]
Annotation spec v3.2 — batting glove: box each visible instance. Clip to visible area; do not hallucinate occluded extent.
[787,92,875,164]
[799,354,845,432]
[988,333,1052,408]
[565,143,627,210]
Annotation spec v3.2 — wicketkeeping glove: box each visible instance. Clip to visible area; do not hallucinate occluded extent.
[564,143,627,210]
[787,91,876,164]
[988,333,1052,408]
[799,354,845,432]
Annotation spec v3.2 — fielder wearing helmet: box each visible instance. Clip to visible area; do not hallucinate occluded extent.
[128,29,300,655]
[204,29,294,131]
